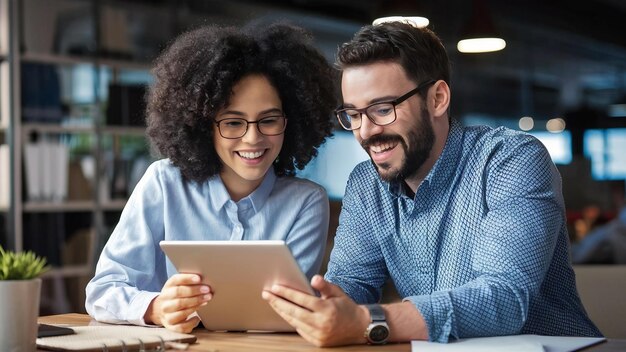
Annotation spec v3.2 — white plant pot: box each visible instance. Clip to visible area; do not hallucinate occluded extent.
[0,278,41,352]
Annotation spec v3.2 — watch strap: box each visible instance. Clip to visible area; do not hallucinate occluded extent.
[364,304,389,345]
[365,304,386,322]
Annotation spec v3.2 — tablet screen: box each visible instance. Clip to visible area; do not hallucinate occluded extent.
[160,240,313,332]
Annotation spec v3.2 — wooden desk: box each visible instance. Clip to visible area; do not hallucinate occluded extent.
[38,314,626,352]
[38,314,407,351]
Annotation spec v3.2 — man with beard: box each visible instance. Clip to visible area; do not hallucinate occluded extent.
[262,21,602,346]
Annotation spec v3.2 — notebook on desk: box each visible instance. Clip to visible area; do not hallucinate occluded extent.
[160,240,314,332]
[37,325,196,351]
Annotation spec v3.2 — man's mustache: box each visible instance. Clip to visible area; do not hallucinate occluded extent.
[360,134,403,150]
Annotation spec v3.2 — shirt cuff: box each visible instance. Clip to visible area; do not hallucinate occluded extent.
[127,291,161,326]
[404,290,455,343]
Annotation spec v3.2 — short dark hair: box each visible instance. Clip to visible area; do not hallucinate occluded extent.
[336,22,450,97]
[146,23,337,182]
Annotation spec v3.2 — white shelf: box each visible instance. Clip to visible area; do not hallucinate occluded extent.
[42,264,93,278]
[101,126,146,136]
[23,200,96,212]
[101,199,127,211]
[98,57,151,71]
[21,123,145,136]
[23,199,127,212]
[21,52,151,71]
[21,52,96,66]
[22,123,94,134]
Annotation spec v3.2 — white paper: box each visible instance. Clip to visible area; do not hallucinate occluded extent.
[24,143,41,200]
[411,334,606,352]
[0,144,9,208]
[52,143,69,201]
[0,62,10,130]
[40,141,53,200]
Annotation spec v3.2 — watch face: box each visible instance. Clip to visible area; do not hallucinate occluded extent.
[370,325,389,343]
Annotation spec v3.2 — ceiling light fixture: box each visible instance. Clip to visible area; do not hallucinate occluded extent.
[373,16,429,28]
[457,0,506,53]
[546,118,566,133]
[519,116,534,131]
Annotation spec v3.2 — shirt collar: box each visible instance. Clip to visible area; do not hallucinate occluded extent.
[423,118,463,190]
[207,174,231,210]
[207,168,276,214]
[245,167,276,213]
[387,118,463,198]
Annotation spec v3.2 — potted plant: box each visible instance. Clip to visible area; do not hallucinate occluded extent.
[0,245,49,352]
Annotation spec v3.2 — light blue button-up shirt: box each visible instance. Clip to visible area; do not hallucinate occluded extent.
[86,159,329,325]
[325,120,601,342]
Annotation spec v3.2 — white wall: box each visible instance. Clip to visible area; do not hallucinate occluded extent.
[574,265,626,338]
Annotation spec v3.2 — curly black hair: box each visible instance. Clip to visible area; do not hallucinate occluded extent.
[146,23,337,183]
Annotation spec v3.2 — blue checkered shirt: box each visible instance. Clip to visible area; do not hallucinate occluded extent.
[325,119,602,342]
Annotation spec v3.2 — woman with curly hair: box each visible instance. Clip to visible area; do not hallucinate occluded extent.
[85,23,337,333]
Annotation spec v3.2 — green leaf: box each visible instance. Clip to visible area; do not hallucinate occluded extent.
[0,245,50,280]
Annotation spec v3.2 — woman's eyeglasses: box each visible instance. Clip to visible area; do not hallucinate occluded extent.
[214,115,287,139]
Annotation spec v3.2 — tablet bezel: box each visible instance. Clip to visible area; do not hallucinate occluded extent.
[159,240,313,332]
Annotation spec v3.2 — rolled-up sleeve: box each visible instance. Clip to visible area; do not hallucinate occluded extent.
[85,163,168,325]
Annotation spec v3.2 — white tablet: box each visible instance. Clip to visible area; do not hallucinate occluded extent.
[159,240,313,332]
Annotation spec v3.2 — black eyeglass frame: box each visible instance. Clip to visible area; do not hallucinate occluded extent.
[214,115,288,139]
[334,79,436,131]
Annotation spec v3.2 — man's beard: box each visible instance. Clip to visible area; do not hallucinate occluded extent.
[361,107,435,183]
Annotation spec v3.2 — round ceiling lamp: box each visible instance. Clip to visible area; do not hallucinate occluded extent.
[373,16,429,28]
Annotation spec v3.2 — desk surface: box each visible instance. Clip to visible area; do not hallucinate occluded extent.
[38,314,626,352]
[38,314,406,351]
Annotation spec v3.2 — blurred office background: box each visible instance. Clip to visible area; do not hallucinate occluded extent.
[0,0,625,328]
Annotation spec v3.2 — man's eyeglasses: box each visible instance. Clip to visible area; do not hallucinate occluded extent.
[335,79,436,131]
[214,115,287,139]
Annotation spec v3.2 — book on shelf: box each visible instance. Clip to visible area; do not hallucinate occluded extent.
[0,0,8,57]
[23,213,64,266]
[1,60,10,130]
[24,143,41,201]
[0,144,9,208]
[53,4,134,60]
[24,141,69,202]
[67,161,92,201]
[106,83,147,127]
[99,5,133,59]
[37,324,196,352]
[20,62,63,123]
[52,143,69,201]
[24,212,93,268]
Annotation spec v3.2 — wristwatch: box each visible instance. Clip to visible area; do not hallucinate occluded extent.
[364,304,390,344]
